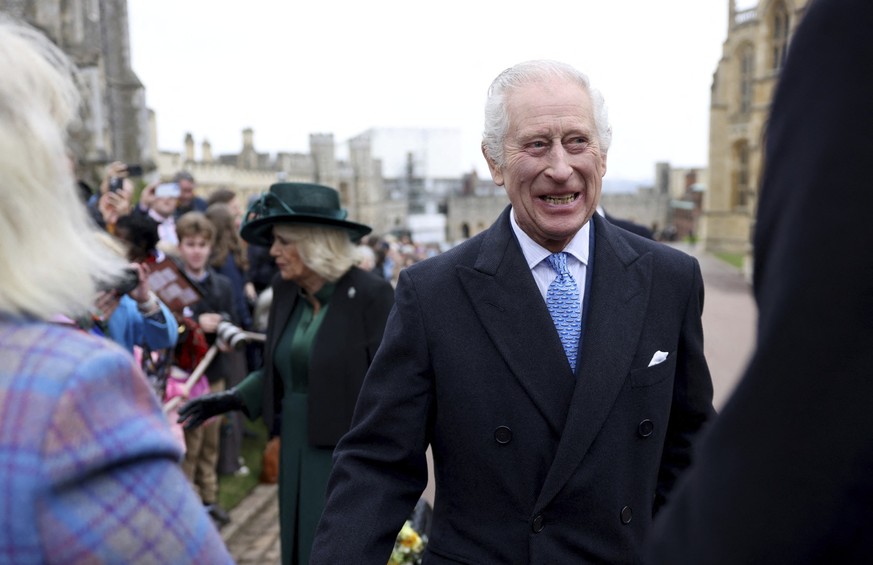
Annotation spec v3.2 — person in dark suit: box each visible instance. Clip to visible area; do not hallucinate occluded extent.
[310,60,715,564]
[643,0,873,562]
[604,211,655,240]
[177,183,395,565]
[173,170,208,217]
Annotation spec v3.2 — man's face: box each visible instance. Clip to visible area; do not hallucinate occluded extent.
[178,234,211,274]
[152,196,177,218]
[178,179,195,205]
[486,76,607,252]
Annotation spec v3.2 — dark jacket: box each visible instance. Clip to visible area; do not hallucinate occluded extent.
[186,267,237,384]
[256,266,394,446]
[313,210,714,564]
[643,0,873,562]
[606,213,655,240]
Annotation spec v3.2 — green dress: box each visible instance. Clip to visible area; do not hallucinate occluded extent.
[235,283,335,565]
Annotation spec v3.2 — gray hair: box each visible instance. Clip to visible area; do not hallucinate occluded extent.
[481,59,612,168]
[272,224,356,283]
[0,16,127,319]
[173,170,195,183]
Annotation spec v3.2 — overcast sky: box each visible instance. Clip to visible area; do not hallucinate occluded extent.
[128,0,735,184]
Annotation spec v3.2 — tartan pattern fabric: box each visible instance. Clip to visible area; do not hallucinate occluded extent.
[545,252,582,372]
[0,319,233,564]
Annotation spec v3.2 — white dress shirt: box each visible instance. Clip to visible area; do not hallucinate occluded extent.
[509,207,590,304]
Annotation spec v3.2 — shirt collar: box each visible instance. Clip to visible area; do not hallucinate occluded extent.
[509,206,590,270]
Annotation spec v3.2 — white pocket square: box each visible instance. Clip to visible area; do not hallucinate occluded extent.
[648,350,669,367]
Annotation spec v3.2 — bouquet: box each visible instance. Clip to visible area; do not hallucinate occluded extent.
[388,520,427,565]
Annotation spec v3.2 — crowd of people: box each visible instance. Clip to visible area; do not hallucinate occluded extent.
[80,152,439,539]
[73,154,274,523]
[4,1,873,562]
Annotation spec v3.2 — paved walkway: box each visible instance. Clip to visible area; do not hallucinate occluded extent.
[221,484,280,564]
[221,243,758,561]
[671,242,757,409]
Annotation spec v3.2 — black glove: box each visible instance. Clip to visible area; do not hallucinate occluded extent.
[177,389,246,430]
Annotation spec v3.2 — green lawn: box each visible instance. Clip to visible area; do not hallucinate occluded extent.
[714,251,744,270]
[218,418,270,511]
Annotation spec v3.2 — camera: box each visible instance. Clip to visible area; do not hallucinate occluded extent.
[216,320,247,350]
[109,176,124,193]
[108,164,142,193]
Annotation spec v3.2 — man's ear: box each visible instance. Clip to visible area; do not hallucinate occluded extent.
[600,152,608,178]
[482,143,504,186]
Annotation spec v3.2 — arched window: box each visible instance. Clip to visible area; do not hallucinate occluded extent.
[772,2,790,71]
[739,44,755,115]
[461,222,470,239]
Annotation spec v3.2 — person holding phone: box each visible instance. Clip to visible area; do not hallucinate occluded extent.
[93,223,178,355]
[87,161,134,233]
[130,181,182,251]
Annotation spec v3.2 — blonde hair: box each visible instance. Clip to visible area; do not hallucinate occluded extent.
[273,224,356,283]
[0,17,126,320]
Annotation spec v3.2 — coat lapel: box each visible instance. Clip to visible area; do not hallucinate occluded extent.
[260,277,300,427]
[535,214,654,510]
[269,278,299,353]
[311,270,355,358]
[457,208,576,435]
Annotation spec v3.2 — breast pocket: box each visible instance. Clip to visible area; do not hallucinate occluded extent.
[630,353,677,388]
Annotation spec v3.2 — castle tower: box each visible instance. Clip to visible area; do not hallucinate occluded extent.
[184,133,195,162]
[702,0,810,277]
[238,128,259,169]
[0,0,153,180]
[202,140,213,163]
[309,133,338,189]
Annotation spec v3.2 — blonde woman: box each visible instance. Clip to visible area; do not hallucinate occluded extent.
[179,182,395,565]
[0,16,231,563]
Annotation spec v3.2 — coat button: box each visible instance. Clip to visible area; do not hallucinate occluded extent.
[532,514,544,533]
[494,426,513,444]
[637,419,654,438]
[620,506,633,524]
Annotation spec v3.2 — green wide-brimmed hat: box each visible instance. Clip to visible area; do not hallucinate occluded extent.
[240,183,372,246]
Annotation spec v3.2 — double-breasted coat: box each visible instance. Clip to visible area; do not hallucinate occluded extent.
[312,209,715,564]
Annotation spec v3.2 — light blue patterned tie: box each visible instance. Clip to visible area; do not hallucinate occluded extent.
[546,252,582,372]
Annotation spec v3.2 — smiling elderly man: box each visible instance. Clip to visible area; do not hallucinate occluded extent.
[311,59,715,565]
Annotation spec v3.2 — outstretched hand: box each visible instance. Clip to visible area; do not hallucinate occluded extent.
[176,389,245,430]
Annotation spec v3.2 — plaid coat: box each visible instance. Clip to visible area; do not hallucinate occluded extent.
[0,318,233,564]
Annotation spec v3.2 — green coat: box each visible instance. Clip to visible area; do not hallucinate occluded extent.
[236,268,394,564]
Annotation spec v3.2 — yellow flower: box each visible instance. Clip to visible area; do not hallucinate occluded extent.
[389,520,427,564]
[399,527,421,548]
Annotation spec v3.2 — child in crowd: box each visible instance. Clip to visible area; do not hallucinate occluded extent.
[174,211,240,527]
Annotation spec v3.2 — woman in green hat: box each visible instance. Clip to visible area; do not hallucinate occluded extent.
[178,182,395,564]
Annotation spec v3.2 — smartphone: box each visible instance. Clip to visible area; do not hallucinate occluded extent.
[126,164,144,177]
